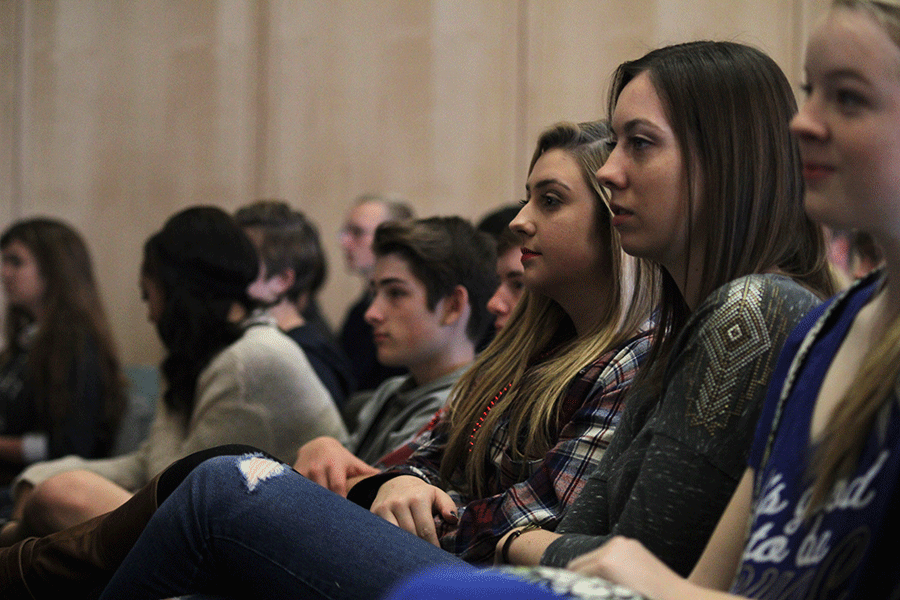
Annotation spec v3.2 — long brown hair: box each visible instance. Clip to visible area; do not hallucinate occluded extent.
[807,0,900,513]
[606,41,836,393]
[1,218,126,451]
[440,121,656,496]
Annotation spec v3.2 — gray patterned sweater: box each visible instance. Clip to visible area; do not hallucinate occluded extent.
[541,274,822,576]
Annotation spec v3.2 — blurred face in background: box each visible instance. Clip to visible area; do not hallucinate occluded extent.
[340,201,388,277]
[139,273,165,324]
[1,240,46,318]
[243,226,290,307]
[486,246,525,330]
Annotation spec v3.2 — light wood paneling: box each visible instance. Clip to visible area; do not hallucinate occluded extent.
[9,1,264,364]
[520,0,804,155]
[1,0,824,366]
[0,1,21,224]
[260,1,522,317]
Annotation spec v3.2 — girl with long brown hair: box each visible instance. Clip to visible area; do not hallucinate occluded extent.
[0,218,126,484]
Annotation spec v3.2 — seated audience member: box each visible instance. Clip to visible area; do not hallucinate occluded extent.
[338,194,414,393]
[371,224,528,470]
[235,199,355,410]
[0,206,346,543]
[0,219,126,487]
[476,204,523,346]
[295,216,497,491]
[0,120,657,599]
[487,226,526,332]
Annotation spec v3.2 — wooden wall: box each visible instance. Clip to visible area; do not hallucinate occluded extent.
[0,0,827,365]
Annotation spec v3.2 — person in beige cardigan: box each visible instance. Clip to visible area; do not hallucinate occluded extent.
[0,206,347,543]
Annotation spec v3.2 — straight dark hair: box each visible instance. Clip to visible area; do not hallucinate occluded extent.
[235,199,328,303]
[607,41,836,389]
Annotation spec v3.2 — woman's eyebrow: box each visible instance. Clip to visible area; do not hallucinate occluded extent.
[526,178,571,193]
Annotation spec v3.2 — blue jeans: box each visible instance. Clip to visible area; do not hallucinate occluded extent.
[97,453,467,600]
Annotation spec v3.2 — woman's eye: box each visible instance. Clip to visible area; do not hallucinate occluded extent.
[629,136,651,151]
[604,138,618,152]
[835,89,867,111]
[541,194,562,208]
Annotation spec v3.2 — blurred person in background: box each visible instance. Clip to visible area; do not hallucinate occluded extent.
[0,206,346,543]
[295,216,496,494]
[487,226,526,332]
[0,218,127,493]
[236,200,355,411]
[338,194,414,393]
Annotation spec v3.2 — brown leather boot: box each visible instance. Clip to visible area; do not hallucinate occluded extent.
[0,468,161,599]
[0,444,268,599]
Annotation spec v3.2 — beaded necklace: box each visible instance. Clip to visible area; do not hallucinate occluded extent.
[466,348,560,452]
[468,381,512,451]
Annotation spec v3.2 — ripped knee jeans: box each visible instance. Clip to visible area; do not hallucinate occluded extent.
[99,452,466,600]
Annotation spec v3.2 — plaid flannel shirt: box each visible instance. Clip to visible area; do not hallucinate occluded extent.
[379,329,652,564]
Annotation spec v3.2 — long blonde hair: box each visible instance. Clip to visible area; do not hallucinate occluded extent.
[807,0,900,513]
[440,121,656,496]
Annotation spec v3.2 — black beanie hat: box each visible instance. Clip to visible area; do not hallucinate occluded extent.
[144,206,259,302]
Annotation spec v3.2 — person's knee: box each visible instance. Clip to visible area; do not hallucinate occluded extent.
[173,454,292,525]
[189,453,288,493]
[23,471,103,534]
[234,453,289,492]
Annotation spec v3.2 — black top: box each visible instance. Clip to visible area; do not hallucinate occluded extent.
[285,323,356,410]
[0,334,115,483]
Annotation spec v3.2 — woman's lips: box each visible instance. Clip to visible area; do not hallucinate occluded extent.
[802,163,835,183]
[520,248,540,263]
[610,204,633,228]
